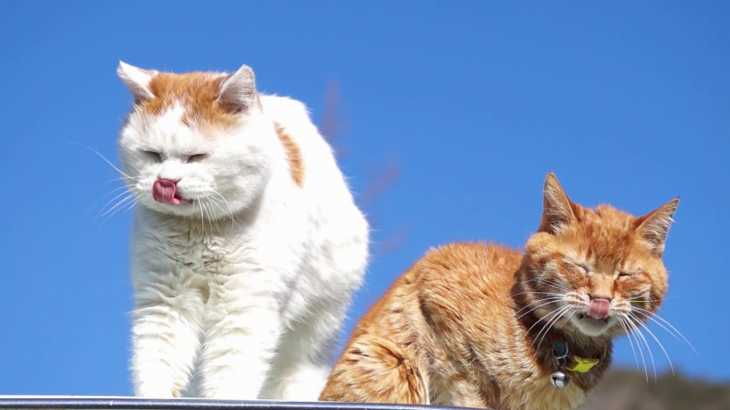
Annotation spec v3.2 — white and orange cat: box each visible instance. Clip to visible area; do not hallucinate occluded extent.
[116,62,368,400]
[320,173,678,410]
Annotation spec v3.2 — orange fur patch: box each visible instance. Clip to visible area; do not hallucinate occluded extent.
[142,72,239,128]
[275,124,304,186]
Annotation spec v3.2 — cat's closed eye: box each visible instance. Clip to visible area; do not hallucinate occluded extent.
[185,153,209,163]
[617,271,634,278]
[142,150,163,162]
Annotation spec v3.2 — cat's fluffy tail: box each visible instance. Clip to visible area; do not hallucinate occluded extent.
[319,334,428,404]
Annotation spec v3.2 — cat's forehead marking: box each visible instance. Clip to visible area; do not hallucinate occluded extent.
[574,204,637,266]
[144,102,206,151]
[142,72,237,129]
[580,206,635,238]
[584,205,634,228]
[154,102,186,130]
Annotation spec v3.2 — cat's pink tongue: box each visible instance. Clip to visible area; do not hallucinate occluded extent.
[588,298,610,320]
[153,179,182,205]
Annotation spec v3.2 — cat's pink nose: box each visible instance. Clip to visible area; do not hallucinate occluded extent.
[588,297,611,320]
[152,178,181,205]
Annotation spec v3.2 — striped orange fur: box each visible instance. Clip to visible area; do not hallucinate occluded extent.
[320,173,678,410]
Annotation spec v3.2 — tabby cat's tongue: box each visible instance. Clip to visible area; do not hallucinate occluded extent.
[588,298,610,320]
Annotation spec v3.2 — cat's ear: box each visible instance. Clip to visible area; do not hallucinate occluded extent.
[117,61,157,101]
[634,197,679,256]
[218,65,260,113]
[539,172,579,234]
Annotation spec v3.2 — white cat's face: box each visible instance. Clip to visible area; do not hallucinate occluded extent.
[120,106,276,220]
[116,62,276,220]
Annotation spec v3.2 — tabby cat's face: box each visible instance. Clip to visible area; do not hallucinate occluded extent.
[521,174,678,338]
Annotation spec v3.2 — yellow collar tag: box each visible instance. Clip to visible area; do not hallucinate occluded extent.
[567,356,599,373]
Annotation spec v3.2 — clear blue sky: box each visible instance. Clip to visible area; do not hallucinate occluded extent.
[1,1,728,395]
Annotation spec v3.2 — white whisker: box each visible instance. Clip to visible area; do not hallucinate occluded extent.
[618,317,640,373]
[202,200,215,233]
[515,297,564,319]
[621,315,649,381]
[100,193,136,218]
[98,190,134,217]
[630,312,675,374]
[209,190,237,226]
[121,193,141,213]
[624,313,657,380]
[631,307,696,353]
[525,304,568,343]
[83,145,133,180]
[535,305,572,351]
[197,200,206,236]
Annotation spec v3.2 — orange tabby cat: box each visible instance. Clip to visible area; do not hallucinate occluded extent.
[320,173,678,410]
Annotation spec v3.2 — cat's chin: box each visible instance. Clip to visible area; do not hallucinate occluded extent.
[140,199,200,218]
[140,199,243,222]
[570,313,616,337]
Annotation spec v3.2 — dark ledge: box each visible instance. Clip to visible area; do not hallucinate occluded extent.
[0,397,474,410]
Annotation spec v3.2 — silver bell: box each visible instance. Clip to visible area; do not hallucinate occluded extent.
[550,371,569,389]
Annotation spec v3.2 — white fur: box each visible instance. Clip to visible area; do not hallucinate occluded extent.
[117,67,369,400]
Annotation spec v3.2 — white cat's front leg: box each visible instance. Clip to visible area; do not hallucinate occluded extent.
[131,281,204,398]
[199,294,281,399]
